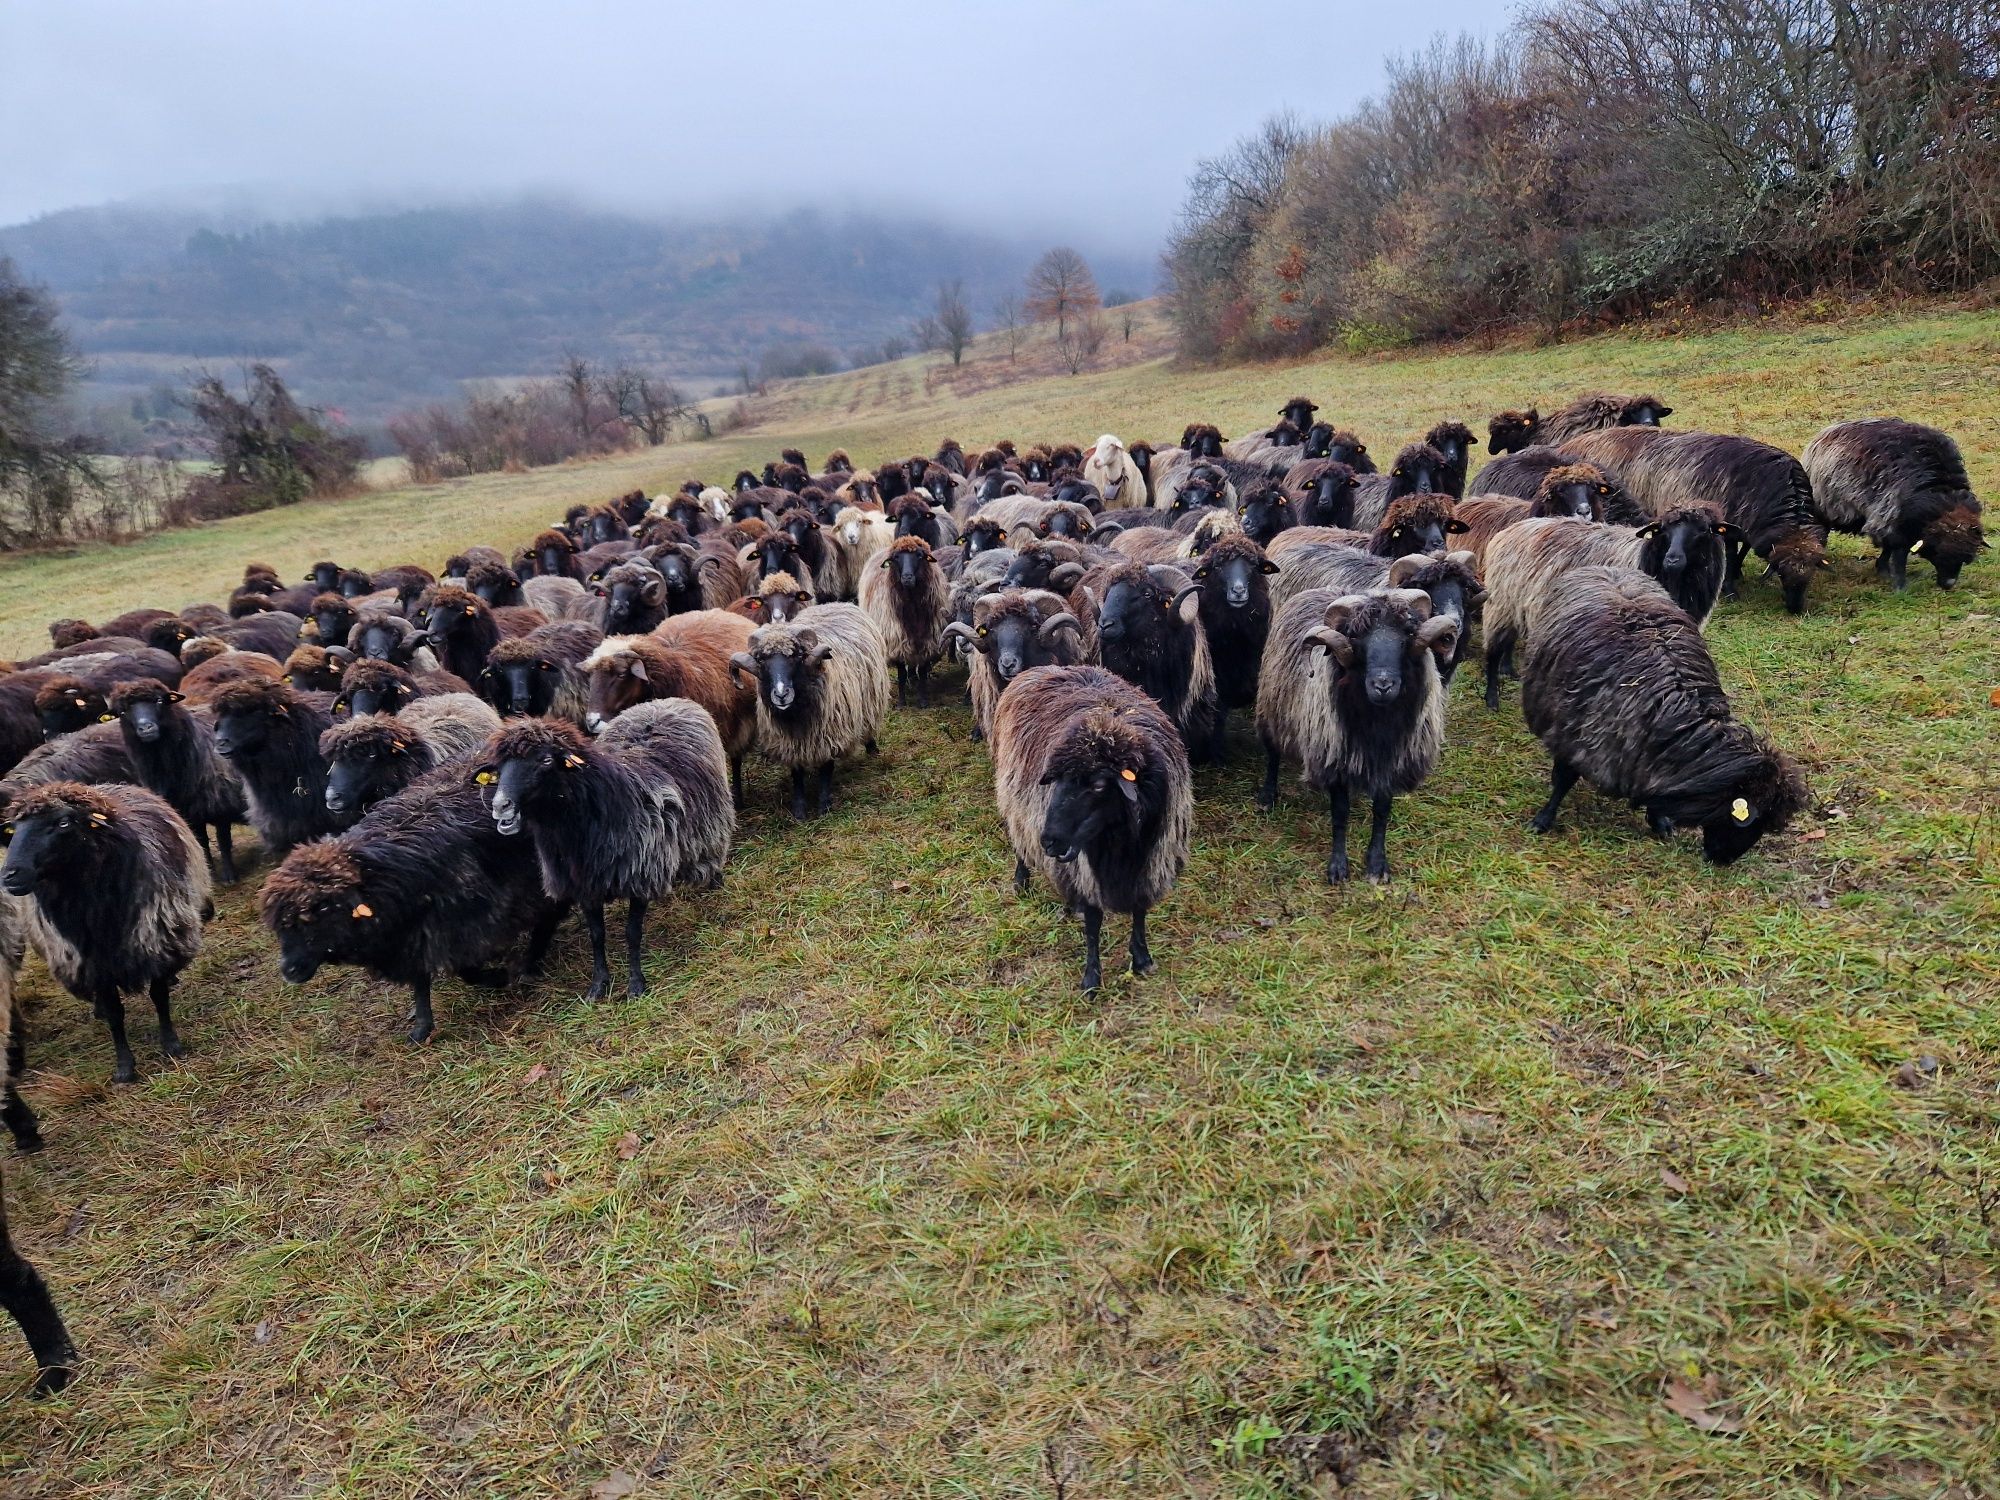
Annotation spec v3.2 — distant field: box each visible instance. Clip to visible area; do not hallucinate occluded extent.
[1,308,1996,1498]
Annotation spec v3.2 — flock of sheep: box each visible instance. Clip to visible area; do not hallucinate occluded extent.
[0,392,1985,1396]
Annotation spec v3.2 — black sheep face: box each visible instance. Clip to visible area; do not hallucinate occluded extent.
[735,635,832,716]
[971,610,1055,683]
[1096,573,1199,657]
[665,498,707,533]
[1543,478,1606,519]
[652,547,700,602]
[1313,607,1457,709]
[1004,550,1059,591]
[213,699,282,759]
[353,620,412,662]
[1280,398,1319,431]
[882,543,933,592]
[1325,436,1369,471]
[1916,509,1986,589]
[1299,468,1357,528]
[586,512,627,546]
[324,736,416,817]
[1637,514,1729,584]
[1388,448,1446,499]
[336,674,415,718]
[962,519,1006,557]
[1024,456,1051,483]
[599,565,666,630]
[307,562,343,593]
[1037,763,1140,864]
[470,569,522,606]
[312,600,357,647]
[1189,428,1224,460]
[538,539,575,576]
[338,569,373,598]
[114,686,183,744]
[142,617,198,654]
[1050,476,1100,511]
[38,686,104,741]
[1195,548,1279,612]
[0,805,93,895]
[1700,799,1770,865]
[891,502,939,543]
[780,512,822,548]
[1238,488,1296,546]
[1037,509,1091,540]
[1622,401,1671,427]
[483,742,578,838]
[733,471,760,493]
[1174,471,1226,515]
[481,657,558,718]
[753,534,804,581]
[731,495,769,524]
[266,884,374,984]
[1302,422,1335,460]
[421,594,483,650]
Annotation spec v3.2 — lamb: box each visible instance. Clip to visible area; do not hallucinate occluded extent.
[1082,435,1144,510]
[1452,463,1614,563]
[1519,566,1803,861]
[0,891,78,1394]
[1351,442,1451,529]
[943,588,1083,742]
[476,620,604,723]
[320,695,502,821]
[480,700,733,1001]
[1071,560,1216,758]
[858,537,951,708]
[991,665,1192,994]
[581,612,757,805]
[729,604,891,819]
[1535,392,1672,447]
[261,762,566,1044]
[1563,429,1828,612]
[1479,507,1735,708]
[1254,588,1458,883]
[1187,533,1281,761]
[208,677,341,854]
[1,781,209,1083]
[1802,418,1986,590]
[105,679,248,881]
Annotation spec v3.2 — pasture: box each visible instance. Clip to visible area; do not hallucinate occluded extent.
[1,307,1996,1498]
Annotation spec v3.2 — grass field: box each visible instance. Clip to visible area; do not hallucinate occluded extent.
[1,308,1997,1498]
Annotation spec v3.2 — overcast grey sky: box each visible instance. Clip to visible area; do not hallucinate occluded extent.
[4,0,1501,246]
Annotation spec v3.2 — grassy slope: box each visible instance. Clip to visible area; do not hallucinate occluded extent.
[1,308,1997,1498]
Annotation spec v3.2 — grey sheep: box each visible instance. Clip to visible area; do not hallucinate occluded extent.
[1802,418,1986,590]
[858,536,951,707]
[320,694,502,822]
[730,604,892,818]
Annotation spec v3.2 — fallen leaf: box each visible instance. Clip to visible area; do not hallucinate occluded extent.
[616,1130,641,1160]
[590,1471,643,1499]
[1660,1167,1691,1195]
[1989,687,2000,709]
[522,1062,547,1085]
[1252,916,1278,929]
[890,880,911,893]
[1216,928,1247,942]
[1800,827,1827,842]
[1664,1374,1744,1434]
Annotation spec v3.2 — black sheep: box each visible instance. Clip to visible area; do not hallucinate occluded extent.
[208,677,341,855]
[1188,533,1279,762]
[106,679,248,882]
[1073,560,1215,758]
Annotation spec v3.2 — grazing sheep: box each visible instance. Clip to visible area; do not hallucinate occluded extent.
[320,696,502,822]
[1072,560,1216,757]
[106,679,248,882]
[1564,429,1828,612]
[1351,442,1450,529]
[729,604,891,819]
[1255,588,1458,883]
[859,537,950,708]
[1,781,209,1083]
[1488,409,1540,454]
[476,620,604,723]
[208,677,340,854]
[992,665,1192,994]
[1519,566,1803,861]
[1187,533,1281,761]
[944,588,1083,742]
[261,763,566,1044]
[1802,418,1987,590]
[480,700,733,1000]
[0,891,78,1393]
[1536,392,1672,447]
[1479,507,1735,708]
[581,612,757,804]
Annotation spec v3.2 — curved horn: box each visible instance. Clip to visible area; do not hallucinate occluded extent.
[1169,582,1201,617]
[1387,587,1433,619]
[1386,554,1426,587]
[1304,625,1354,665]
[1038,611,1081,642]
[728,651,760,682]
[1416,615,1460,657]
[942,621,983,652]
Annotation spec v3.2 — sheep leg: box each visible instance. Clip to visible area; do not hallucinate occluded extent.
[1722,539,1748,599]
[895,662,908,708]
[1013,858,1031,897]
[523,902,569,976]
[0,1189,77,1396]
[2,1021,42,1153]
[789,768,809,820]
[729,756,744,811]
[150,974,188,1059]
[1888,547,1910,590]
[916,663,931,709]
[1255,741,1281,811]
[95,987,137,1085]
[582,903,612,1002]
[864,737,879,756]
[817,762,835,815]
[1531,760,1580,834]
[1128,907,1155,977]
[1080,904,1104,995]
[1364,794,1394,883]
[1483,627,1516,710]
[1326,785,1352,884]
[1209,707,1229,765]
[1646,807,1676,839]
[624,899,649,999]
[406,975,436,1044]
[213,821,238,884]
[970,719,984,743]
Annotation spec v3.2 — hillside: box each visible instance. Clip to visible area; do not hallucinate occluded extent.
[0,199,1156,433]
[1,310,1996,1497]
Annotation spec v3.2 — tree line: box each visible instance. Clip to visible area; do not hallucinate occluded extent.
[1165,0,1999,360]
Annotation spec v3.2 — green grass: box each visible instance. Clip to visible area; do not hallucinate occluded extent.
[2,306,1997,1497]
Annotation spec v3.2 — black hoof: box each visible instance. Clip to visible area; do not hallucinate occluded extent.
[31,1363,75,1397]
[406,1021,435,1045]
[160,1035,189,1059]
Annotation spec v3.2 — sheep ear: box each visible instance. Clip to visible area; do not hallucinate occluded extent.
[626,657,649,682]
[810,642,835,663]
[1416,614,1460,663]
[1444,519,1471,534]
[1117,768,1140,804]
[1635,522,1661,538]
[1261,559,1281,575]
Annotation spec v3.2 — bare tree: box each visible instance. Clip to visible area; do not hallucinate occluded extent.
[1025,247,1101,339]
[1052,308,1109,375]
[600,365,693,445]
[993,294,1026,361]
[559,352,596,441]
[912,314,943,352]
[935,279,974,365]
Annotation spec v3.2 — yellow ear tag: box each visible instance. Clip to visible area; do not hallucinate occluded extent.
[1731,798,1751,823]
[474,770,496,785]
[563,753,586,769]
[351,903,374,918]
[88,813,109,828]
[1120,768,1138,783]
[98,713,114,722]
